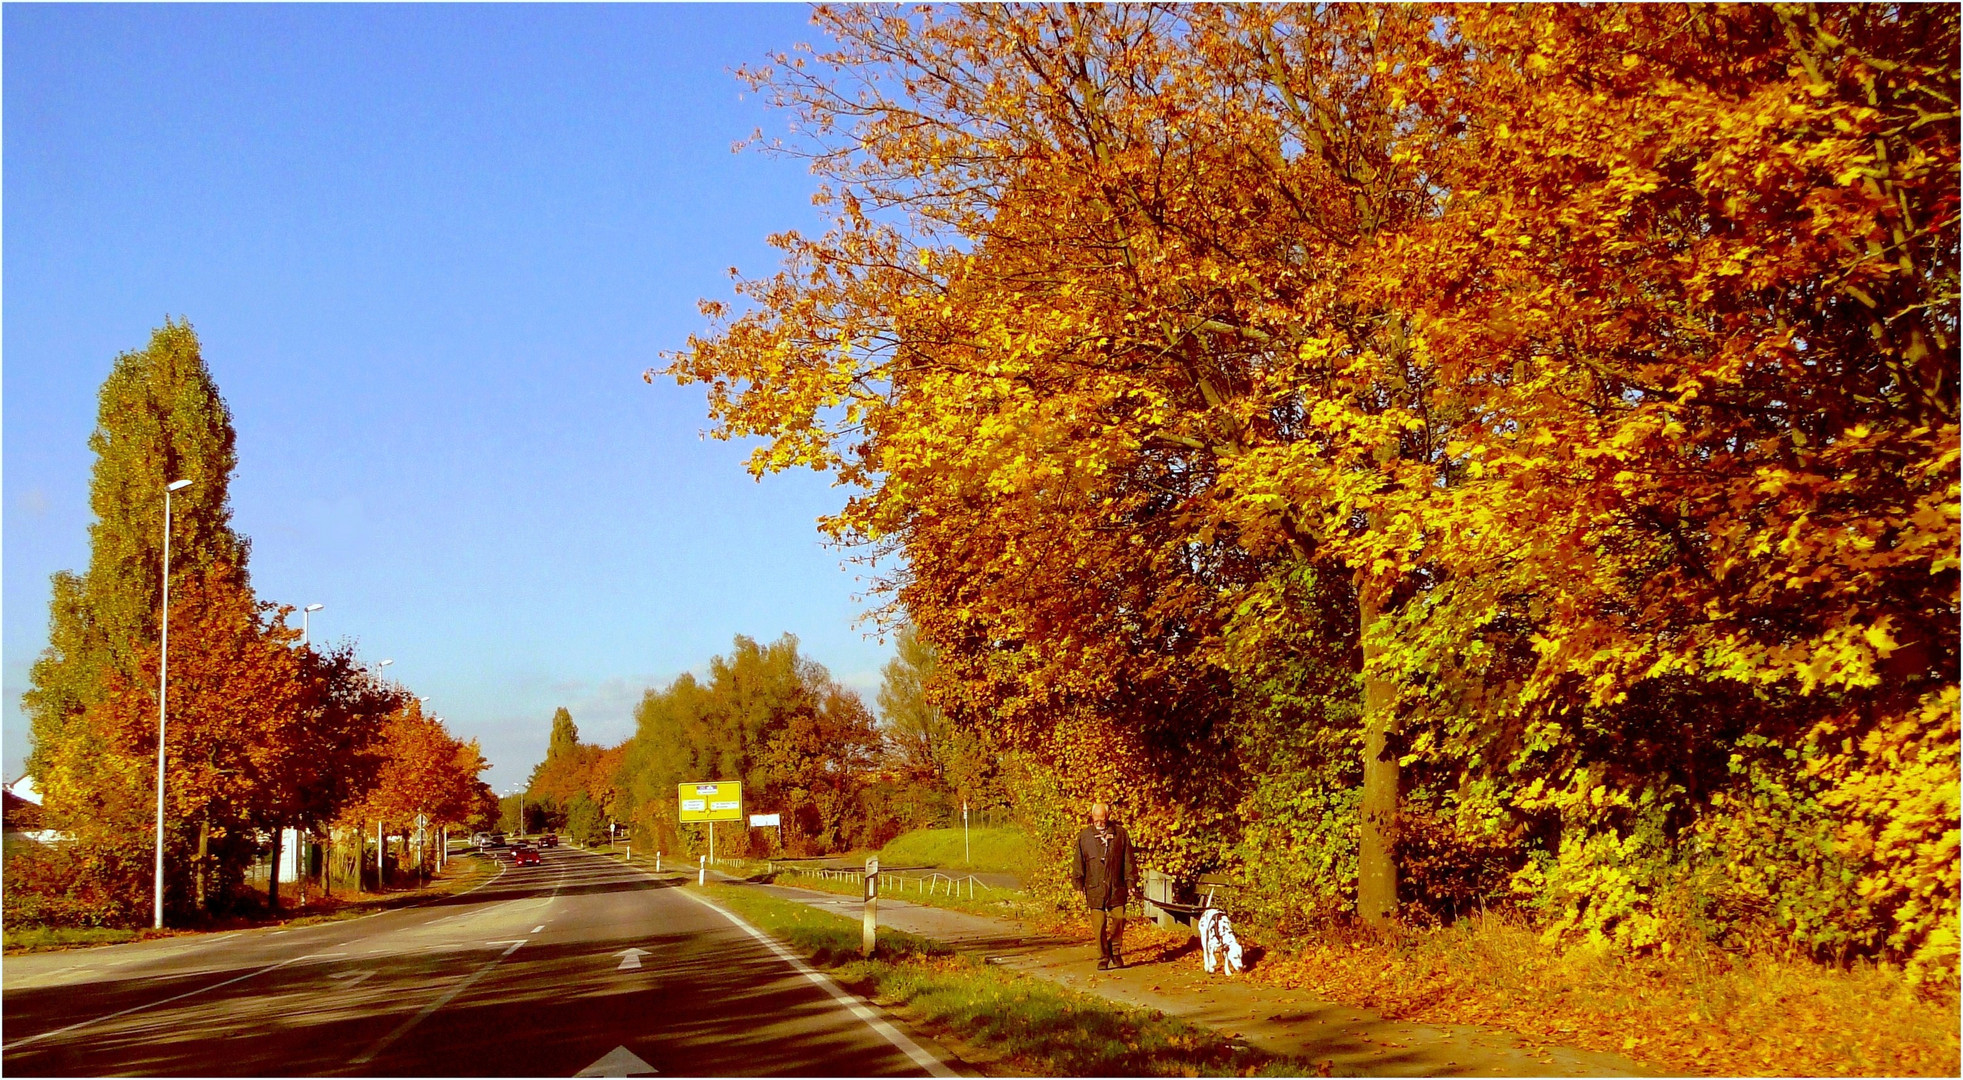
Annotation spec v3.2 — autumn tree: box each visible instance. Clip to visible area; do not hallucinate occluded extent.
[24,321,252,852]
[619,635,890,857]
[1338,3,1960,973]
[346,703,488,884]
[665,4,1446,913]
[668,2,1957,974]
[877,623,1002,827]
[525,707,601,830]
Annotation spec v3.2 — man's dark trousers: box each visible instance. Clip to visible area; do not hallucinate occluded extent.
[1089,904,1124,965]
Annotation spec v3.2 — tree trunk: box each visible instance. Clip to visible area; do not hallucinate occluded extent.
[1356,575,1399,932]
[196,815,210,914]
[267,827,282,911]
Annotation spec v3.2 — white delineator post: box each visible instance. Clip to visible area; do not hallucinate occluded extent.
[862,856,880,958]
[698,855,706,886]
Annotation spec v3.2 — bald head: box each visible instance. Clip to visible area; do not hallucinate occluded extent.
[1090,802,1110,828]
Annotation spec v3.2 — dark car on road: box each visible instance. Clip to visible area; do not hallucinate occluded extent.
[537,834,558,848]
[512,845,540,866]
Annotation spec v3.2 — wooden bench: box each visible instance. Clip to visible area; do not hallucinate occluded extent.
[1142,872,1236,932]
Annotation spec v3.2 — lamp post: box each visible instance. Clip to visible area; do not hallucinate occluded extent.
[300,603,324,647]
[154,477,193,930]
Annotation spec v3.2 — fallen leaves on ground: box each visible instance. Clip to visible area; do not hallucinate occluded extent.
[1244,915,1958,1077]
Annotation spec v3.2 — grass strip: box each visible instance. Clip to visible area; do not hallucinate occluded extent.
[2,926,146,951]
[769,863,1042,922]
[878,827,1031,876]
[701,882,1308,1077]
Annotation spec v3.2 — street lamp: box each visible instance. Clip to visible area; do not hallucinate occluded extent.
[154,477,193,930]
[301,603,324,647]
[505,785,525,839]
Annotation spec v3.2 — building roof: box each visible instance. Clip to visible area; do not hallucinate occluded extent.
[3,787,46,831]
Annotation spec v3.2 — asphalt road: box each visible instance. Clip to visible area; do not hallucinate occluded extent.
[3,847,960,1077]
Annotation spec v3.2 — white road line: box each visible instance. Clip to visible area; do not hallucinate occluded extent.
[672,888,957,1078]
[564,847,947,1077]
[7,860,513,1051]
[350,939,526,1065]
[2,953,325,1051]
[533,925,546,933]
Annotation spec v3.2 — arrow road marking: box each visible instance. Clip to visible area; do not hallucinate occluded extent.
[576,1045,659,1076]
[615,947,649,971]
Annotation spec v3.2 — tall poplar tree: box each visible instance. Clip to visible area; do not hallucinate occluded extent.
[21,320,250,864]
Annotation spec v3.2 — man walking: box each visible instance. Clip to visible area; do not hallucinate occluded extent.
[1070,801,1134,970]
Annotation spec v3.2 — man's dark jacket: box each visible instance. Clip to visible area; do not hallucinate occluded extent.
[1071,822,1135,910]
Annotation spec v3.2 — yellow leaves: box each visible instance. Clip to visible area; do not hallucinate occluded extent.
[1861,617,1899,659]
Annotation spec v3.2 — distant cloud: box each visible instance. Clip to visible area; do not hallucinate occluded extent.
[556,675,656,746]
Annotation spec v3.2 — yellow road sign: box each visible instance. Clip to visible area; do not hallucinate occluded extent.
[678,781,744,823]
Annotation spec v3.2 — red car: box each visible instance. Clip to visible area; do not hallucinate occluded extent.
[512,845,540,866]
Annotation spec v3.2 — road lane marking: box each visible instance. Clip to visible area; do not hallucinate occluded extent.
[614,947,649,971]
[350,939,527,1065]
[572,847,955,1074]
[3,953,333,1051]
[672,888,957,1077]
[532,925,546,933]
[328,971,376,989]
[576,1045,659,1076]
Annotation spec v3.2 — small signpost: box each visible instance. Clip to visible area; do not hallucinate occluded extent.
[679,781,743,868]
[862,856,879,957]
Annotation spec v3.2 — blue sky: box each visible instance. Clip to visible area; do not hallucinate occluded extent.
[3,3,897,791]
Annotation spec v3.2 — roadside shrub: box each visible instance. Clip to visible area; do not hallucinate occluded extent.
[3,840,149,929]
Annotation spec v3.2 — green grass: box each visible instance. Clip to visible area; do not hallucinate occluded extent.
[772,863,1049,922]
[701,882,1306,1077]
[879,827,1030,876]
[2,926,145,951]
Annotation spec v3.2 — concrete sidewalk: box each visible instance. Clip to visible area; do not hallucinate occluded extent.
[730,875,1657,1078]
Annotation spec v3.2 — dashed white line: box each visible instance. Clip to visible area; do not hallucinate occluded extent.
[351,940,527,1065]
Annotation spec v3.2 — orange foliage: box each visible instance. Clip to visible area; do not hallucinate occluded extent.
[667,2,1957,977]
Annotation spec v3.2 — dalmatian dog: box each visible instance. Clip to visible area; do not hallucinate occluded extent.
[1196,907,1244,975]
